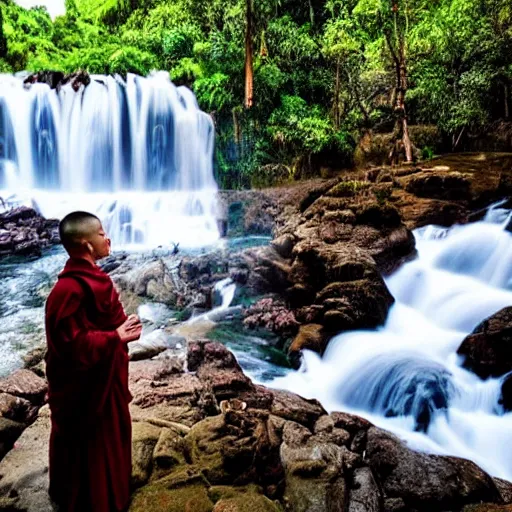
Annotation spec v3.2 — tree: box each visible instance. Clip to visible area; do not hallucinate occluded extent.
[0,5,7,59]
[244,0,254,108]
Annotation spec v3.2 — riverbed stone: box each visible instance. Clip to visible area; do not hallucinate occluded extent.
[458,307,512,378]
[365,426,503,510]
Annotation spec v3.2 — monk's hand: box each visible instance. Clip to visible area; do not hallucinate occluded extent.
[126,314,141,327]
[116,317,143,343]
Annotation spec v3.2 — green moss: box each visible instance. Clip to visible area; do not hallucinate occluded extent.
[129,483,214,512]
[327,180,370,198]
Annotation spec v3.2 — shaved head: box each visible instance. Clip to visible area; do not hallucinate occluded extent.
[59,211,101,253]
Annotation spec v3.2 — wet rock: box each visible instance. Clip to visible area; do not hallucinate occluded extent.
[288,324,326,368]
[22,346,46,371]
[270,389,326,429]
[458,307,512,378]
[365,427,502,511]
[0,207,59,258]
[348,467,382,512]
[243,298,299,339]
[128,331,185,362]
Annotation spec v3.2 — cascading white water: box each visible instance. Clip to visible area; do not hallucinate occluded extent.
[268,203,512,481]
[0,71,220,248]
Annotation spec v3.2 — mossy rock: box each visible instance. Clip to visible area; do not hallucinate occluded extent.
[463,505,512,512]
[212,494,283,512]
[129,483,214,512]
[327,181,370,198]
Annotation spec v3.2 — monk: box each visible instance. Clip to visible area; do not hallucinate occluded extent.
[45,211,142,512]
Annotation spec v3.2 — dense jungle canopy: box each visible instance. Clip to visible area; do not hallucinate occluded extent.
[0,0,511,187]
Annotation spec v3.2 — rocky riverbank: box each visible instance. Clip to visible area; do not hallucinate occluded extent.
[0,340,511,512]
[0,207,59,258]
[1,153,512,510]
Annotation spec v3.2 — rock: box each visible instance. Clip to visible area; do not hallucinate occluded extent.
[243,298,299,339]
[0,417,25,461]
[22,346,46,371]
[0,411,52,511]
[404,171,471,201]
[494,478,512,504]
[0,370,47,404]
[365,426,503,510]
[458,307,512,378]
[348,467,382,512]
[129,362,217,418]
[245,247,292,295]
[0,393,38,424]
[129,331,185,362]
[131,421,162,488]
[271,234,296,259]
[0,208,59,259]
[152,427,187,480]
[129,479,214,512]
[185,410,282,488]
[188,341,254,401]
[288,324,326,368]
[212,493,283,511]
[284,240,394,345]
[270,389,326,429]
[280,421,347,512]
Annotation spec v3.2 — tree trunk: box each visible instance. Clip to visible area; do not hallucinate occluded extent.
[505,81,510,120]
[244,0,254,109]
[398,55,413,162]
[386,3,413,164]
[333,59,340,130]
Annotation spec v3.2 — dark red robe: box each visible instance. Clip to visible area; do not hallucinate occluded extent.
[45,257,132,512]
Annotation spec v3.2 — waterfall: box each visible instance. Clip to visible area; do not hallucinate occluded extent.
[0,71,220,248]
[268,203,512,481]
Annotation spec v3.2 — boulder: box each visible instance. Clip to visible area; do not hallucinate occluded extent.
[348,467,382,512]
[0,370,47,405]
[0,408,52,511]
[0,417,25,461]
[131,421,162,488]
[288,324,326,368]
[270,389,326,429]
[280,420,347,512]
[0,393,38,424]
[365,426,502,511]
[0,207,59,258]
[404,171,471,201]
[128,331,185,362]
[457,307,512,378]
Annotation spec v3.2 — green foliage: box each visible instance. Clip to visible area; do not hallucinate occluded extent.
[1,0,510,187]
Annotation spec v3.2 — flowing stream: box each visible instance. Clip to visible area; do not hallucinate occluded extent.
[264,203,512,481]
[0,72,220,248]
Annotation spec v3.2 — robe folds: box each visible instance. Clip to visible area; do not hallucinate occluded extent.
[45,258,132,512]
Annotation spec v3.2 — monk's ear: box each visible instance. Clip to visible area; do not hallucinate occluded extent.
[80,239,94,255]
